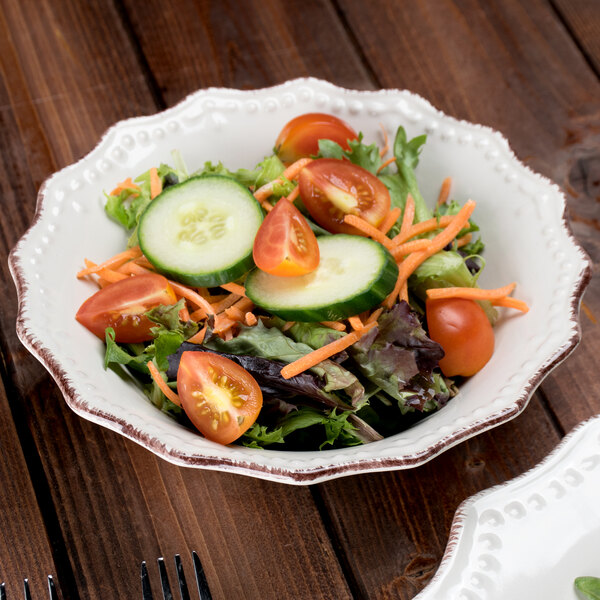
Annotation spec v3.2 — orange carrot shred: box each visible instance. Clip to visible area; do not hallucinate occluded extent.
[426,282,516,301]
[280,323,377,379]
[343,214,394,250]
[287,185,300,203]
[491,297,530,313]
[366,307,383,324]
[456,233,472,248]
[254,158,313,202]
[379,123,389,157]
[77,246,142,278]
[384,200,477,308]
[187,325,207,345]
[393,215,455,246]
[150,167,162,199]
[245,312,258,326]
[168,281,215,315]
[225,306,245,321]
[147,361,181,407]
[400,281,409,303]
[220,282,246,297]
[110,177,140,197]
[376,156,396,174]
[348,315,363,330]
[190,308,207,321]
[282,321,295,332]
[179,303,191,322]
[320,321,346,331]
[97,268,128,283]
[391,238,433,260]
[437,177,452,206]
[399,195,415,237]
[378,206,402,234]
[118,261,151,276]
[212,293,241,314]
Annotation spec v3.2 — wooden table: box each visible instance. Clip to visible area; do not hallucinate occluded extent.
[1,1,599,598]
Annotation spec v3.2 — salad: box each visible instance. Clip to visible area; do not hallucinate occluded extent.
[75,113,528,450]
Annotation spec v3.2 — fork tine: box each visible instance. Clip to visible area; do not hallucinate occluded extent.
[0,583,5,600]
[141,561,154,600]
[173,555,190,600]
[192,552,212,600]
[23,579,31,600]
[157,558,174,600]
[47,576,58,600]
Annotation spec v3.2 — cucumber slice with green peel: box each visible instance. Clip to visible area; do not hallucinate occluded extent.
[246,235,399,322]
[138,175,263,286]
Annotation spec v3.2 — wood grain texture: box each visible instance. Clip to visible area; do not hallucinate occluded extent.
[0,1,353,598]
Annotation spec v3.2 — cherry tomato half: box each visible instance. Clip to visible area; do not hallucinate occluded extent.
[426,298,495,377]
[275,113,358,163]
[76,273,177,343]
[177,351,263,445]
[253,198,320,277]
[298,158,391,235]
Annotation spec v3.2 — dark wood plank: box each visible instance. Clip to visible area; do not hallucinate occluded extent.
[552,0,600,74]
[0,376,59,599]
[0,1,355,598]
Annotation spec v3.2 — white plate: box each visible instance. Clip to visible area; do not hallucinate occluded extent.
[416,415,600,600]
[9,78,591,484]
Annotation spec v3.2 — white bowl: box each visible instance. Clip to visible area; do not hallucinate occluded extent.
[415,414,600,600]
[9,78,591,484]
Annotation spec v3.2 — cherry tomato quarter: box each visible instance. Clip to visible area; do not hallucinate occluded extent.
[426,298,495,377]
[298,159,391,235]
[177,351,263,445]
[253,198,320,277]
[76,273,177,343]
[275,113,358,163]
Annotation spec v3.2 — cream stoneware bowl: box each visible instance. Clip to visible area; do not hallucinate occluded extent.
[9,78,591,484]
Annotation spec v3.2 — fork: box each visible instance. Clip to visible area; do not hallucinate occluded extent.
[141,552,212,600]
[0,576,58,600]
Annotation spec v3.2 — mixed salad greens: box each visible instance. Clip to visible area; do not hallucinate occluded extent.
[75,113,527,450]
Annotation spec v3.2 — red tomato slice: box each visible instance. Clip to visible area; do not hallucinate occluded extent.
[298,159,391,235]
[177,351,263,445]
[426,298,495,377]
[253,199,320,277]
[76,273,177,343]
[275,113,358,163]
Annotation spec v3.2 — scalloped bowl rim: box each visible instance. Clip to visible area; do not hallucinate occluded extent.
[8,78,591,484]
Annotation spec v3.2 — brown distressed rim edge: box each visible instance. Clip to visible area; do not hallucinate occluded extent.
[8,78,593,485]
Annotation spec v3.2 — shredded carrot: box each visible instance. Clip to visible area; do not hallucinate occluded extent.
[96,267,128,283]
[399,195,415,237]
[287,185,300,203]
[147,361,181,407]
[426,282,516,301]
[220,282,246,297]
[400,281,409,303]
[135,256,157,270]
[245,312,258,326]
[282,321,295,332]
[77,246,142,278]
[280,322,377,379]
[456,233,472,248]
[225,306,245,321]
[437,177,452,206]
[231,296,253,313]
[491,297,530,313]
[343,214,394,250]
[320,321,346,331]
[117,261,151,276]
[168,281,215,315]
[377,156,396,174]
[391,238,433,260]
[379,123,389,157]
[366,307,383,324]
[149,167,162,199]
[224,330,234,341]
[378,206,402,234]
[212,294,241,314]
[385,200,476,308]
[253,158,313,202]
[348,315,363,330]
[190,308,207,321]
[110,177,140,197]
[214,314,237,335]
[261,200,274,212]
[393,214,455,246]
[187,326,207,345]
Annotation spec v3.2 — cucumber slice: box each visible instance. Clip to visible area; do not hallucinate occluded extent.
[138,175,263,286]
[246,235,399,322]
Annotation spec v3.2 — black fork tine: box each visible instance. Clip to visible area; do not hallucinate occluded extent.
[157,558,174,600]
[47,576,58,600]
[141,561,154,600]
[173,555,190,600]
[0,582,5,600]
[192,552,212,600]
[23,579,32,600]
